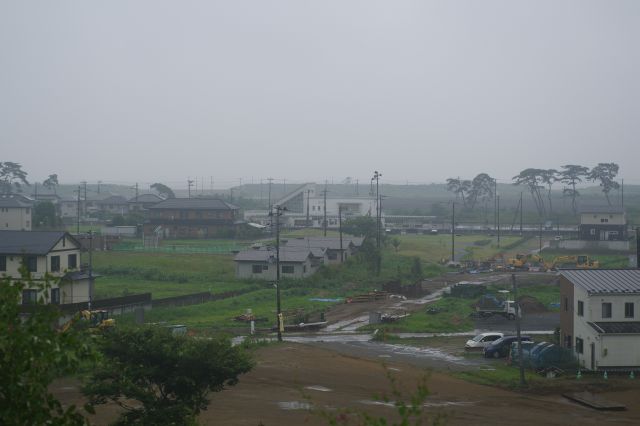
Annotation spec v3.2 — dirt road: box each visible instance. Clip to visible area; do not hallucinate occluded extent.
[56,343,640,425]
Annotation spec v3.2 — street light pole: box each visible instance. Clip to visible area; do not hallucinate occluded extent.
[372,171,382,249]
[272,205,286,342]
[451,202,455,262]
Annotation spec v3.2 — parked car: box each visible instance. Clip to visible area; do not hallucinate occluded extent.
[483,335,532,358]
[465,332,504,350]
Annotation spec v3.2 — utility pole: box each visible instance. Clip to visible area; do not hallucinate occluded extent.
[512,274,526,386]
[451,202,455,262]
[267,177,274,211]
[187,179,194,198]
[76,186,81,235]
[97,180,102,194]
[82,181,87,218]
[636,227,639,269]
[494,179,497,232]
[34,182,38,200]
[622,178,624,208]
[339,205,344,263]
[135,183,139,202]
[356,179,359,195]
[88,231,93,312]
[497,195,500,248]
[230,188,234,203]
[372,171,382,249]
[322,182,328,237]
[306,189,311,227]
[273,205,286,342]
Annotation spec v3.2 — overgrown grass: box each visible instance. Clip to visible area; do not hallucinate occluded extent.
[453,363,546,389]
[94,276,258,299]
[538,250,630,268]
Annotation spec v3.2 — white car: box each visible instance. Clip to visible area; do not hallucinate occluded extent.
[465,332,504,350]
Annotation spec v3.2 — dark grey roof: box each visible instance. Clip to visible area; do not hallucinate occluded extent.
[0,231,78,255]
[0,194,33,208]
[128,194,163,203]
[578,206,625,214]
[148,198,238,210]
[560,270,640,295]
[234,247,312,263]
[588,322,640,334]
[283,236,364,251]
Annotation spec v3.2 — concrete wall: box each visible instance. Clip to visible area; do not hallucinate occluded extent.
[0,206,31,230]
[551,239,630,251]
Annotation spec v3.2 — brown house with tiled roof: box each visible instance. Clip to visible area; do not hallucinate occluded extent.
[143,198,239,239]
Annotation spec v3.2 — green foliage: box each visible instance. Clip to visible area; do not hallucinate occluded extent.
[84,327,253,425]
[0,274,94,425]
[342,216,378,240]
[410,257,423,280]
[34,201,58,228]
[151,182,175,199]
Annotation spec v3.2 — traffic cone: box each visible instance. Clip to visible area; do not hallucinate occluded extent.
[630,371,635,380]
[603,371,608,380]
[576,370,582,380]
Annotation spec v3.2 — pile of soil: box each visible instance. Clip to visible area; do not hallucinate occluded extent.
[518,295,547,313]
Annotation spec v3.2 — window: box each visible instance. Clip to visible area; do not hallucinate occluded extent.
[575,337,584,354]
[68,254,77,269]
[563,297,569,312]
[577,301,584,316]
[51,256,60,272]
[252,264,264,274]
[24,256,37,272]
[281,265,294,274]
[625,302,635,318]
[328,252,338,260]
[590,229,596,235]
[51,288,60,304]
[0,255,5,271]
[22,289,38,305]
[602,302,612,319]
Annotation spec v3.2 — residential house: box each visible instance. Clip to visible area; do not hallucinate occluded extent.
[96,195,129,216]
[578,207,627,241]
[234,245,324,280]
[282,236,364,264]
[559,269,640,371]
[144,198,239,238]
[0,194,33,230]
[128,193,164,213]
[0,231,90,305]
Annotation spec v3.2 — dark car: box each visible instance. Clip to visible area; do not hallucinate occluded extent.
[483,335,532,358]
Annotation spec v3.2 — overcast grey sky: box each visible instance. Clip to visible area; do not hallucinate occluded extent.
[1,1,639,188]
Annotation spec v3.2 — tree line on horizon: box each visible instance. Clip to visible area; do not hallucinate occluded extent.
[446,163,620,217]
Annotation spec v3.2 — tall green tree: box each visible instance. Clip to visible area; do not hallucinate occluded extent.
[445,177,471,208]
[33,201,58,228]
[0,161,29,194]
[42,174,59,195]
[539,169,558,215]
[588,163,620,206]
[84,328,253,425]
[0,273,93,425]
[342,216,377,240]
[560,164,589,214]
[513,168,546,217]
[467,173,494,212]
[151,182,175,199]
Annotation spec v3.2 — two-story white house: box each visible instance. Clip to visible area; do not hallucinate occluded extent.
[559,269,640,371]
[0,231,91,305]
[0,194,33,230]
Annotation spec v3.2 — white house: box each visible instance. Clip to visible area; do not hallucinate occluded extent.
[0,231,90,305]
[0,194,33,230]
[559,269,640,371]
[234,245,325,280]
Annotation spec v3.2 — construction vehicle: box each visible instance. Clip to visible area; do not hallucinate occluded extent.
[60,309,115,333]
[506,253,528,269]
[547,255,599,270]
[474,291,519,320]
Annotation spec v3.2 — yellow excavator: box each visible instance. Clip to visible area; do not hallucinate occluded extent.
[60,309,115,333]
[547,255,599,270]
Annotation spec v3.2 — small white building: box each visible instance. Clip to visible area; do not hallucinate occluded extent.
[234,246,325,280]
[0,194,33,230]
[0,231,90,305]
[560,269,640,371]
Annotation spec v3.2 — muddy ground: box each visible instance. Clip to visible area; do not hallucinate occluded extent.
[54,343,640,426]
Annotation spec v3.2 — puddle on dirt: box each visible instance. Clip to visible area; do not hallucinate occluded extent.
[278,401,313,410]
[359,400,395,408]
[360,400,477,408]
[388,367,401,371]
[378,354,391,358]
[381,343,470,365]
[305,385,332,392]
[324,315,370,332]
